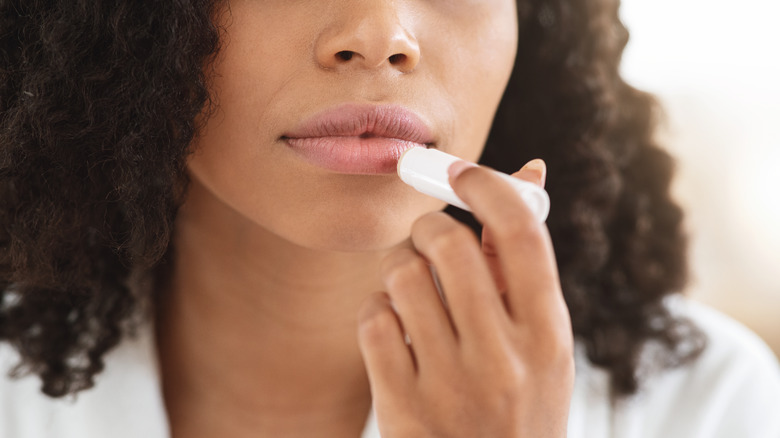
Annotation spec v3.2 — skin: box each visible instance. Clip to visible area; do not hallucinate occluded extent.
[155,0,574,437]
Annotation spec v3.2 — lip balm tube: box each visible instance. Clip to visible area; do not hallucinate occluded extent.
[397,147,550,223]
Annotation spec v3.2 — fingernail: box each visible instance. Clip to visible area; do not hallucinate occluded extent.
[448,160,477,180]
[522,159,547,187]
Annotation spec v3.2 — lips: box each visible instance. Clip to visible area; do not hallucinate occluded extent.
[282,104,435,174]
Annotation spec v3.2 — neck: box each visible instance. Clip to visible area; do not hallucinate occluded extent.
[155,178,405,436]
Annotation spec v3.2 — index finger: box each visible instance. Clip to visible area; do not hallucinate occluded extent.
[447,162,567,328]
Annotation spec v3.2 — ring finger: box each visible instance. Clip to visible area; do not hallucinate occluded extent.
[380,246,458,372]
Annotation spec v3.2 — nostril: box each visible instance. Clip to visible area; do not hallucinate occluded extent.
[336,51,354,61]
[388,54,406,65]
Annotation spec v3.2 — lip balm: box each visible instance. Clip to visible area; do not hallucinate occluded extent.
[397,147,550,223]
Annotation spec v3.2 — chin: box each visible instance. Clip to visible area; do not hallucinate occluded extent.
[290,214,416,253]
[276,198,442,253]
[302,229,411,253]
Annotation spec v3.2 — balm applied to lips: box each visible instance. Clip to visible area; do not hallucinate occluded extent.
[397,147,550,223]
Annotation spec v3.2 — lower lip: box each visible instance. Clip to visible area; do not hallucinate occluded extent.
[284,136,426,174]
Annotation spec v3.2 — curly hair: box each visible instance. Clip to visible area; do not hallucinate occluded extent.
[1,0,704,399]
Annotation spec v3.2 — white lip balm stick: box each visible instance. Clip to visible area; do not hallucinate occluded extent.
[397,147,550,223]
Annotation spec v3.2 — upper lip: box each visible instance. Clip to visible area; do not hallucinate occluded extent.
[282,104,435,145]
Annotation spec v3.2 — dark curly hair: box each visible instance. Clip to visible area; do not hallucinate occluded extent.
[1,0,704,399]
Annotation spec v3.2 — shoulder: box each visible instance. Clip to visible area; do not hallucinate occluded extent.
[0,324,169,438]
[569,297,780,438]
[667,297,780,411]
[681,298,779,377]
[655,299,780,434]
[651,299,780,434]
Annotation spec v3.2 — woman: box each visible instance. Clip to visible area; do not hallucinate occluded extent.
[1,0,778,437]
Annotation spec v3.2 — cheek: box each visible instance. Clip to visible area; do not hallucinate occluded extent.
[426,4,518,162]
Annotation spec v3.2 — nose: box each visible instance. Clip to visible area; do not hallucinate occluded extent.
[315,2,421,73]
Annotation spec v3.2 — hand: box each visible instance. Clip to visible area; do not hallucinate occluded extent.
[357,159,574,438]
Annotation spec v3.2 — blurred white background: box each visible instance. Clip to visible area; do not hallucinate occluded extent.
[620,0,780,357]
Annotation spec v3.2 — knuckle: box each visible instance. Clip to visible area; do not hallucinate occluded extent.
[528,324,575,366]
[410,211,446,236]
[533,340,575,388]
[494,216,544,247]
[462,365,524,419]
[380,249,429,290]
[483,384,523,416]
[357,301,399,343]
[542,338,574,367]
[548,329,575,363]
[422,221,476,260]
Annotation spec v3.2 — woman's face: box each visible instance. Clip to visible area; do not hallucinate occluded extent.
[187,0,518,251]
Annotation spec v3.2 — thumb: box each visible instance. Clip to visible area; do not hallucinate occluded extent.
[510,158,546,188]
